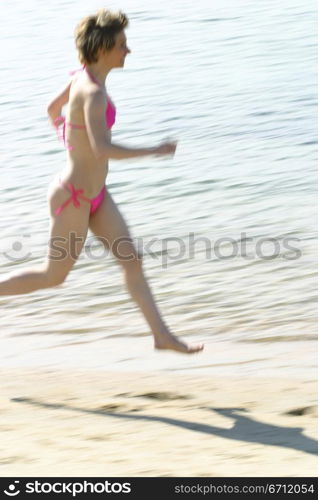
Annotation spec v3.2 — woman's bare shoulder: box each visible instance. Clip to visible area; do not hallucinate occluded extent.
[73,72,105,100]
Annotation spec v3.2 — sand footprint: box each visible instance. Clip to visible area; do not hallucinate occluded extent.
[284,406,318,416]
[134,391,191,401]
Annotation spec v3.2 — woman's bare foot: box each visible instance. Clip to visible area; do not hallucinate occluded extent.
[154,332,204,354]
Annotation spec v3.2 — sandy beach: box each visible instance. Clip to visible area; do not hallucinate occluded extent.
[1,368,317,477]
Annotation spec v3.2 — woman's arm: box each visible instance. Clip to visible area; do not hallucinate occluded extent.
[84,89,176,160]
[47,80,72,126]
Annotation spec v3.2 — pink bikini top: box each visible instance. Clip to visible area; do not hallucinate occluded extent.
[54,66,116,150]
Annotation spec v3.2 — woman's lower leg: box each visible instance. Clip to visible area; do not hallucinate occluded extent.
[123,263,168,335]
[123,262,204,353]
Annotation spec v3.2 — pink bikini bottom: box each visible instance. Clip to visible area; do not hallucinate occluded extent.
[54,178,106,216]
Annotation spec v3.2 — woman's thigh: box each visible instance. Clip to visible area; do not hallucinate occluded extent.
[45,180,91,282]
[88,190,140,264]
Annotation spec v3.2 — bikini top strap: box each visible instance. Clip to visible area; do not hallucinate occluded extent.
[69,65,101,86]
[83,65,101,86]
[69,66,85,76]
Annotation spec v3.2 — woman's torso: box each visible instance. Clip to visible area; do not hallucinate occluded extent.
[60,69,113,197]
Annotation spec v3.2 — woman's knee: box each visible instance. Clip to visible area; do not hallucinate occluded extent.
[120,252,143,275]
[43,267,70,288]
[112,238,143,270]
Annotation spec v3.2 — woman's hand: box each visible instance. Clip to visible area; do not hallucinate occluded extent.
[153,141,177,156]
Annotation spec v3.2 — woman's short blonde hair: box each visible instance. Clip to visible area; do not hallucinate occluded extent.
[75,9,129,64]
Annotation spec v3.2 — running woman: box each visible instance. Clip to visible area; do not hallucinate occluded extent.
[1,9,204,354]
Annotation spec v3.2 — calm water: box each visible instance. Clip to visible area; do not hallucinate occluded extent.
[1,0,318,375]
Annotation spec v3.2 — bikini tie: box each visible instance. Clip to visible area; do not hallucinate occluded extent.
[53,116,74,151]
[54,182,91,215]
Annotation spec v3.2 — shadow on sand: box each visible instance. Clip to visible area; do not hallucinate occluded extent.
[11,398,318,456]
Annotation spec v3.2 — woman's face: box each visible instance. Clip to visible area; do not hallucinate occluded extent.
[105,30,131,68]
